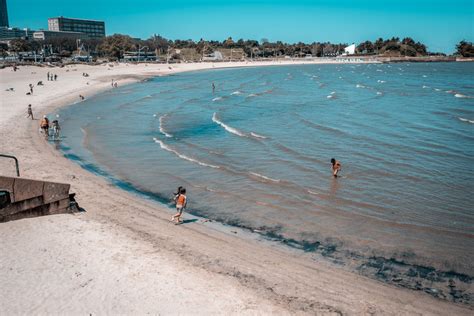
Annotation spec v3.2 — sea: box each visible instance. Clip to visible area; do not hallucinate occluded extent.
[56,62,474,302]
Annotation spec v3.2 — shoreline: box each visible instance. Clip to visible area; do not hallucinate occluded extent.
[0,61,472,314]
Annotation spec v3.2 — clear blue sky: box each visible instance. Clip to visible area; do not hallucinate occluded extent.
[7,0,474,53]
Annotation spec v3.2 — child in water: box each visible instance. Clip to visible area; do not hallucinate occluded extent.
[171,187,187,224]
[331,158,341,177]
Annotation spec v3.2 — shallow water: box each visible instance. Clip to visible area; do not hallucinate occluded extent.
[57,63,474,279]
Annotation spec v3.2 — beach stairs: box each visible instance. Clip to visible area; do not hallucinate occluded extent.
[0,176,79,223]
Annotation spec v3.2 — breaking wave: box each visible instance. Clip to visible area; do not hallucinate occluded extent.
[212,112,247,137]
[249,172,281,183]
[458,117,474,124]
[159,115,173,138]
[152,138,220,169]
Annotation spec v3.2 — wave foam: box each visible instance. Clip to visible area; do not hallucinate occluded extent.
[249,172,281,183]
[153,138,220,169]
[250,132,267,139]
[212,97,223,102]
[356,84,365,88]
[454,93,470,98]
[230,91,242,95]
[159,115,173,138]
[458,117,474,124]
[212,113,246,137]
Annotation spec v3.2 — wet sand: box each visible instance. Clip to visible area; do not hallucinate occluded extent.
[0,62,472,314]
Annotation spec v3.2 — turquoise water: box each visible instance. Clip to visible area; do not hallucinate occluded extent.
[57,63,474,278]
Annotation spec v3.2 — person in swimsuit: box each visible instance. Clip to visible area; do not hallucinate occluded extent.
[171,187,187,224]
[40,115,50,137]
[331,158,341,177]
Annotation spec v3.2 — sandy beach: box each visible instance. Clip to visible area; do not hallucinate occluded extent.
[0,61,471,315]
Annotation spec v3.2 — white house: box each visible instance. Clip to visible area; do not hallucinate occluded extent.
[344,44,356,55]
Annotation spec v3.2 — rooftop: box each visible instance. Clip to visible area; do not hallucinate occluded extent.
[48,16,104,23]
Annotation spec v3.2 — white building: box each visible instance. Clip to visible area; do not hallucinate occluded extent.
[344,44,356,55]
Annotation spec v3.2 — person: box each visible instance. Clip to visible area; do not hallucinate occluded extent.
[111,79,114,87]
[52,120,61,140]
[29,83,33,94]
[171,187,187,224]
[79,94,85,100]
[114,82,118,88]
[212,82,216,93]
[47,72,50,81]
[331,158,341,178]
[173,186,183,203]
[54,74,58,81]
[27,104,33,120]
[40,115,49,137]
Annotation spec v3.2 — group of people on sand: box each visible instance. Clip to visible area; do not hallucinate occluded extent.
[39,114,61,140]
[47,72,58,81]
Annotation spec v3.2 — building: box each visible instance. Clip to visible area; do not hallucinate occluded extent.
[0,0,8,27]
[122,51,157,62]
[33,30,89,41]
[48,17,105,39]
[344,44,356,55]
[0,27,33,41]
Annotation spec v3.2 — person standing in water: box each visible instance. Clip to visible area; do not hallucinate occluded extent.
[212,82,216,93]
[52,120,61,140]
[171,187,187,224]
[27,104,33,120]
[331,158,341,177]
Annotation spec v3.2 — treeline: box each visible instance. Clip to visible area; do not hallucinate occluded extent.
[356,37,429,56]
[1,34,473,59]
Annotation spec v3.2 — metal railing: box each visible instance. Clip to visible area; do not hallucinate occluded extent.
[0,154,20,177]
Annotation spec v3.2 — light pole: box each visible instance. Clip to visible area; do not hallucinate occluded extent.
[138,45,148,62]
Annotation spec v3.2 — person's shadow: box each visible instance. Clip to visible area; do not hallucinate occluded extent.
[177,219,198,225]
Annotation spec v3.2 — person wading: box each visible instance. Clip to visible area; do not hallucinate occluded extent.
[331,158,341,178]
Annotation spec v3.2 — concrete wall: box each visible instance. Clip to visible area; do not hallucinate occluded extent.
[0,176,73,222]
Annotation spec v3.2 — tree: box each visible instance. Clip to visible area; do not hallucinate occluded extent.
[9,38,31,52]
[456,40,474,57]
[223,37,234,48]
[357,40,374,54]
[98,34,135,60]
[0,42,8,58]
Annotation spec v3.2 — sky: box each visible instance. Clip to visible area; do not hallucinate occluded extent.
[7,0,474,53]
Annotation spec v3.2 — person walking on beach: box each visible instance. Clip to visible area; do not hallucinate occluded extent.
[27,104,33,120]
[29,84,33,94]
[171,187,187,224]
[40,115,50,137]
[54,74,58,81]
[47,72,50,81]
[331,158,342,178]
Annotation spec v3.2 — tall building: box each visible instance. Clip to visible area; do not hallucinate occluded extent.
[0,0,9,28]
[48,17,105,39]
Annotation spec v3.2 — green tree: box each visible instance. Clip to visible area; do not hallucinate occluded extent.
[456,40,474,57]
[9,38,31,52]
[98,34,135,60]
